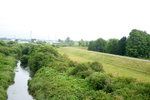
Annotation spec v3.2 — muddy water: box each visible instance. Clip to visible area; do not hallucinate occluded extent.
[7,61,34,100]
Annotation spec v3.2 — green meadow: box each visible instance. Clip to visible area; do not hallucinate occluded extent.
[58,47,150,82]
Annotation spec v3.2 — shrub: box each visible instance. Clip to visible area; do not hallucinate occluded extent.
[57,65,67,73]
[20,55,29,66]
[110,76,136,90]
[77,70,94,79]
[0,42,18,100]
[0,46,10,56]
[0,41,6,46]
[87,72,111,90]
[89,62,104,72]
[68,60,78,67]
[135,82,150,99]
[69,63,89,75]
[0,86,6,100]
[36,45,59,57]
[113,76,136,84]
[28,52,56,73]
[28,67,90,100]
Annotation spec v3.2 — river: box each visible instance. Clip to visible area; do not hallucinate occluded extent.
[7,61,34,100]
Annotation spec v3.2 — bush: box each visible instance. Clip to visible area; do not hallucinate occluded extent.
[69,62,105,79]
[69,63,89,75]
[135,82,150,99]
[0,43,18,100]
[77,70,94,79]
[87,72,111,90]
[0,41,6,46]
[110,76,136,90]
[36,45,59,57]
[28,67,90,100]
[88,62,104,72]
[57,65,67,73]
[113,76,136,84]
[0,46,11,56]
[68,60,78,67]
[0,86,6,100]
[20,55,29,66]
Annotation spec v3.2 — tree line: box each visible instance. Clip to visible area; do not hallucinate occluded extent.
[53,37,89,47]
[88,29,150,58]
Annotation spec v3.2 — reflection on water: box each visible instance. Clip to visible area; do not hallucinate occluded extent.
[7,61,34,100]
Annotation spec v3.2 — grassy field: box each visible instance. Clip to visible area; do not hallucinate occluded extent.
[58,47,150,82]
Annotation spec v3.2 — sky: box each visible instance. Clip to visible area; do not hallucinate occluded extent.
[0,0,150,41]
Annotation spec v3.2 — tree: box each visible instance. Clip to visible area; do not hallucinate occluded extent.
[79,39,85,47]
[88,41,97,51]
[106,39,119,54]
[146,34,150,58]
[126,29,150,58]
[58,39,63,43]
[95,38,107,52]
[88,38,106,52]
[118,37,126,55]
[65,37,71,43]
[64,37,74,46]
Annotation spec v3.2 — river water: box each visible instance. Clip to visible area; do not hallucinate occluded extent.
[7,61,34,100]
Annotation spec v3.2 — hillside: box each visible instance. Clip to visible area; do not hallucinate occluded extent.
[58,47,150,82]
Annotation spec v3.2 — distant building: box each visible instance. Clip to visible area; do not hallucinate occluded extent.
[31,39,37,43]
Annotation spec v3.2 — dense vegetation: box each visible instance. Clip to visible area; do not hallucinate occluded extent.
[0,41,20,100]
[21,43,150,100]
[88,29,150,58]
[0,39,149,100]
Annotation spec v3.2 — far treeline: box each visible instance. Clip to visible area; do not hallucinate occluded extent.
[88,29,150,58]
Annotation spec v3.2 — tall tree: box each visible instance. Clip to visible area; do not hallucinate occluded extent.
[58,39,63,43]
[65,37,71,43]
[95,38,107,52]
[79,39,85,47]
[88,41,97,51]
[88,38,106,52]
[118,37,126,55]
[106,39,119,54]
[126,29,149,58]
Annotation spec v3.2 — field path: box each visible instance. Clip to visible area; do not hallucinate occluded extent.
[86,49,150,63]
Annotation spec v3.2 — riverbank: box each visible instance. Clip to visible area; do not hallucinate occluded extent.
[0,41,20,100]
[7,61,34,100]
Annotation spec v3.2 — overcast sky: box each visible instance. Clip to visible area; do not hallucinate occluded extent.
[0,0,150,40]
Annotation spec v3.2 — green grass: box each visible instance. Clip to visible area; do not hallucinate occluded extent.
[58,47,150,82]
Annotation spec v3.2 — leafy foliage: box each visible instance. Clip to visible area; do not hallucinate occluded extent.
[0,41,19,100]
[88,29,150,58]
[88,38,106,52]
[126,29,150,58]
[87,72,111,90]
[118,37,126,55]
